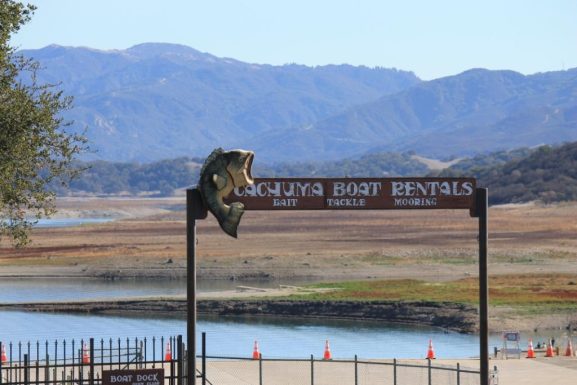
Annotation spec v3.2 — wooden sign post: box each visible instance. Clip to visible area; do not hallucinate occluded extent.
[188,177,489,385]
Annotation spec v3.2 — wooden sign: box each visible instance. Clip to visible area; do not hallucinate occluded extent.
[229,178,476,210]
[102,369,164,385]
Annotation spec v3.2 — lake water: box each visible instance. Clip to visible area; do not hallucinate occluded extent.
[35,218,114,228]
[0,278,187,303]
[0,278,509,359]
[0,310,498,359]
[0,278,301,303]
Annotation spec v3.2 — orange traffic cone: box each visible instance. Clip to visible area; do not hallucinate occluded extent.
[164,342,172,361]
[252,341,261,360]
[82,343,90,364]
[526,339,536,358]
[1,344,7,363]
[323,340,332,360]
[426,339,436,359]
[545,340,555,357]
[565,340,574,357]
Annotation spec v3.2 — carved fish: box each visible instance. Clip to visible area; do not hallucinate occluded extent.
[198,148,254,238]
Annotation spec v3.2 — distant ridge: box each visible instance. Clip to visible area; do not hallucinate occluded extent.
[20,43,420,162]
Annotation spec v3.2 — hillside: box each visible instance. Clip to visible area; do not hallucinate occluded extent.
[57,142,577,205]
[479,143,577,204]
[21,43,419,162]
[434,147,536,176]
[52,157,203,196]
[438,142,577,204]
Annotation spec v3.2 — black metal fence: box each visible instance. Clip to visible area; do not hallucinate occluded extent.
[2,335,484,385]
[198,355,482,385]
[193,332,483,385]
[0,336,186,385]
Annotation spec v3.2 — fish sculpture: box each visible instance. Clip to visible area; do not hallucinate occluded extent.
[198,148,255,238]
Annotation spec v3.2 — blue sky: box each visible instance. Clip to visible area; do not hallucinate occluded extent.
[10,0,577,80]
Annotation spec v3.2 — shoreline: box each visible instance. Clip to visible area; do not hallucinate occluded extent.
[1,278,574,335]
[0,297,478,334]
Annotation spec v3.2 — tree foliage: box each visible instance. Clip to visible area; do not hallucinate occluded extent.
[0,1,85,246]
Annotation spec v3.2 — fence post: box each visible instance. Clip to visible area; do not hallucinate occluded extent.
[201,333,206,385]
[428,358,432,385]
[0,342,3,385]
[177,335,183,385]
[457,363,460,385]
[90,338,95,385]
[259,353,263,385]
[354,355,358,385]
[170,337,175,385]
[44,353,49,385]
[310,355,314,385]
[393,358,397,385]
[34,360,39,385]
[24,354,29,385]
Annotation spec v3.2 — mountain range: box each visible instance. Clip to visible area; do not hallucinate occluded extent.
[253,68,577,161]
[21,43,418,162]
[20,43,577,163]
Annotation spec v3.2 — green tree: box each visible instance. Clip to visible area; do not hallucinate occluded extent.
[0,1,86,246]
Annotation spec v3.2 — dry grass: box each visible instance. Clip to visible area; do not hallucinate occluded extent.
[0,198,576,282]
[299,274,577,307]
